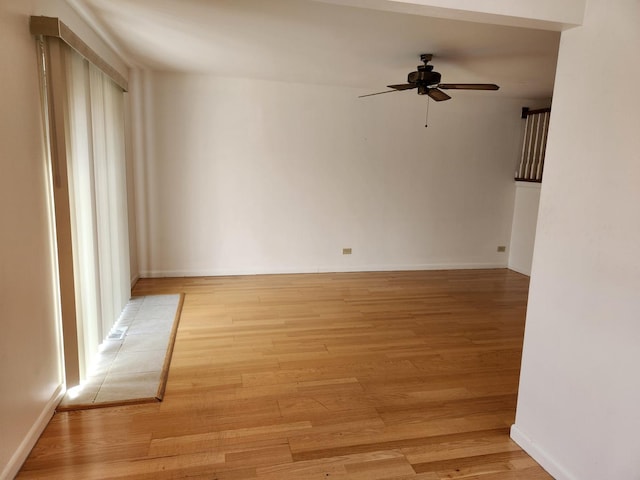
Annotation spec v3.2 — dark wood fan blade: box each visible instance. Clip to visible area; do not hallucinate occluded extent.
[438,83,499,90]
[387,84,417,91]
[358,90,399,98]
[427,88,451,102]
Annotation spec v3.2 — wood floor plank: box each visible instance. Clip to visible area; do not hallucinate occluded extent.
[17,269,552,479]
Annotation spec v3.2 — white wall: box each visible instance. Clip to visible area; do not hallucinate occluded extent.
[508,182,541,275]
[137,72,528,277]
[0,2,129,478]
[512,0,640,478]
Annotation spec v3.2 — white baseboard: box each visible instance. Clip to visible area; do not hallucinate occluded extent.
[1,384,64,480]
[139,262,508,278]
[510,424,575,480]
[507,265,531,276]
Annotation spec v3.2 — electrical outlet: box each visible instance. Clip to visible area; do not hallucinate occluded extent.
[497,246,506,252]
[342,248,352,255]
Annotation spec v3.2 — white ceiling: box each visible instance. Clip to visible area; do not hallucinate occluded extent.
[75,0,561,98]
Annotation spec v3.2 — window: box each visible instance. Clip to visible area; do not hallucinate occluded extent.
[32,17,130,385]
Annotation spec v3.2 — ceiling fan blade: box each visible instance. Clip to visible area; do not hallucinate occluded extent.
[387,83,417,91]
[438,83,500,90]
[358,89,400,98]
[427,88,451,102]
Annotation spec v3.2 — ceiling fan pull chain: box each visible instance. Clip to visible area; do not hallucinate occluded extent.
[425,96,430,128]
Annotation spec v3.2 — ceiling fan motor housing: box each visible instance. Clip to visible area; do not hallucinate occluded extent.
[408,69,441,87]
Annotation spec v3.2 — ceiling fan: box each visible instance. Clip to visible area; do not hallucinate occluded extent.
[360,54,499,101]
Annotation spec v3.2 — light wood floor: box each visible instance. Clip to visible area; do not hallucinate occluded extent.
[18,269,551,479]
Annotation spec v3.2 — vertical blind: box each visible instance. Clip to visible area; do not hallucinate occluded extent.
[64,44,130,380]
